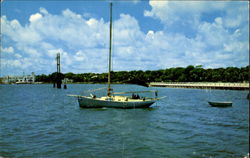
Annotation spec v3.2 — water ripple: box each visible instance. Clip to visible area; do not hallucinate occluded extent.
[0,84,248,158]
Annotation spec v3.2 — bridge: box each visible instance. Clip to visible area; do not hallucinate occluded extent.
[149,82,249,90]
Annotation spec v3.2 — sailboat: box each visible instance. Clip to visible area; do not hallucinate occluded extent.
[69,3,160,108]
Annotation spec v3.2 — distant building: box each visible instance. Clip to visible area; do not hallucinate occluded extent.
[1,72,36,84]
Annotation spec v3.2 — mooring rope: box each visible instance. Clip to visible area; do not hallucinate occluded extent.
[86,87,107,93]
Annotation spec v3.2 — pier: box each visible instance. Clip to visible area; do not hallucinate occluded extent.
[149,82,249,90]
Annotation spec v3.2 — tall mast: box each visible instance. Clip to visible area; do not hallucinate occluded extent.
[107,2,112,96]
[56,53,61,73]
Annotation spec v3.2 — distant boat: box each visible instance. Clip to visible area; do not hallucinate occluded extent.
[208,101,232,107]
[69,3,161,108]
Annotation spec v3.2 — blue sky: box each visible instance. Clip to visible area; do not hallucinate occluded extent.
[1,0,249,76]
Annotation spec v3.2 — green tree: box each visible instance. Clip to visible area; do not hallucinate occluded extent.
[184,65,195,81]
[190,67,204,82]
[36,74,49,82]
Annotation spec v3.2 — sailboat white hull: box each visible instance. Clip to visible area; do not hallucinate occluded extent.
[78,96,156,108]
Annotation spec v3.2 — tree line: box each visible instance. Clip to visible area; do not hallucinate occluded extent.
[35,65,249,83]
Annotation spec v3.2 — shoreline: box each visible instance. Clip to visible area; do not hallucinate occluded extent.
[1,82,249,90]
[149,82,249,90]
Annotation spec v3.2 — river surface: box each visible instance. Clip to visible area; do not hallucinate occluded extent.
[0,84,249,158]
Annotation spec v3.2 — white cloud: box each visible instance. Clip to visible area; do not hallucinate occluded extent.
[2,16,42,44]
[145,1,249,32]
[29,13,42,22]
[1,46,14,53]
[74,50,87,62]
[86,18,97,26]
[39,7,48,15]
[47,49,60,58]
[146,30,154,39]
[143,0,249,67]
[144,1,205,26]
[1,2,249,76]
[62,9,82,19]
[113,14,143,47]
[15,53,22,58]
[215,17,223,25]
[2,58,32,69]
[1,9,109,74]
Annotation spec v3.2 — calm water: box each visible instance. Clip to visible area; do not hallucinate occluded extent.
[0,84,249,158]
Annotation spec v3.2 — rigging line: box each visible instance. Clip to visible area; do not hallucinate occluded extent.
[112,90,157,94]
[158,99,168,104]
[80,87,106,96]
[86,87,106,93]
